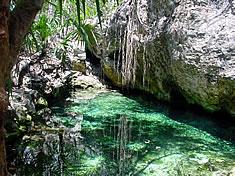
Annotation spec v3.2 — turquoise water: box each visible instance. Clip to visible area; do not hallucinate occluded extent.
[16,89,235,175]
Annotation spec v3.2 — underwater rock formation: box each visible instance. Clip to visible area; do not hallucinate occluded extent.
[102,0,235,115]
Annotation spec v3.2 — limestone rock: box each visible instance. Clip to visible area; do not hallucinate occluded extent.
[72,60,86,74]
[36,97,48,109]
[72,74,105,89]
[9,53,73,127]
[102,0,235,115]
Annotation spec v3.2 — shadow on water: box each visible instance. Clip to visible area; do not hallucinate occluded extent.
[11,89,235,175]
[121,88,235,144]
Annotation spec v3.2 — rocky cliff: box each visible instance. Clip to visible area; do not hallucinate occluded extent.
[102,0,235,115]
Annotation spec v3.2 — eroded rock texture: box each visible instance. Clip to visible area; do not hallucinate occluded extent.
[102,0,235,115]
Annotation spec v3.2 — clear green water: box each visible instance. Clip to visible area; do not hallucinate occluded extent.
[16,89,235,176]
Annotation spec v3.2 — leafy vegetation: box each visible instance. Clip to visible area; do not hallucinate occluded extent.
[23,0,119,57]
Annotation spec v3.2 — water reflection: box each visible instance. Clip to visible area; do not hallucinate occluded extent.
[13,90,235,175]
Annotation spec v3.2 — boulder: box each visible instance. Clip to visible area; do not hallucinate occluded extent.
[71,74,105,89]
[102,0,235,115]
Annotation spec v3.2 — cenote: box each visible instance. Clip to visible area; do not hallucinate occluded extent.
[14,89,235,176]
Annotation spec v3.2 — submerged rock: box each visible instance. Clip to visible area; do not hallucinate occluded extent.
[102,0,235,115]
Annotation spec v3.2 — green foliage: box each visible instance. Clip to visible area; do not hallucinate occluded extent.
[95,0,102,28]
[74,22,98,50]
[34,15,52,41]
[24,13,54,52]
[58,0,63,19]
[22,0,121,55]
[82,0,86,19]
[76,0,81,25]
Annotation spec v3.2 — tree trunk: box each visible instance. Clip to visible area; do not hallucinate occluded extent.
[0,89,8,176]
[0,0,43,175]
[0,0,10,175]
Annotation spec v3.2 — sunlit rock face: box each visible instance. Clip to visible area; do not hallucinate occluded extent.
[102,0,235,115]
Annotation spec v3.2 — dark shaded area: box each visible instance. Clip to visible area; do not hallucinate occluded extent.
[119,87,235,143]
[86,48,101,66]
